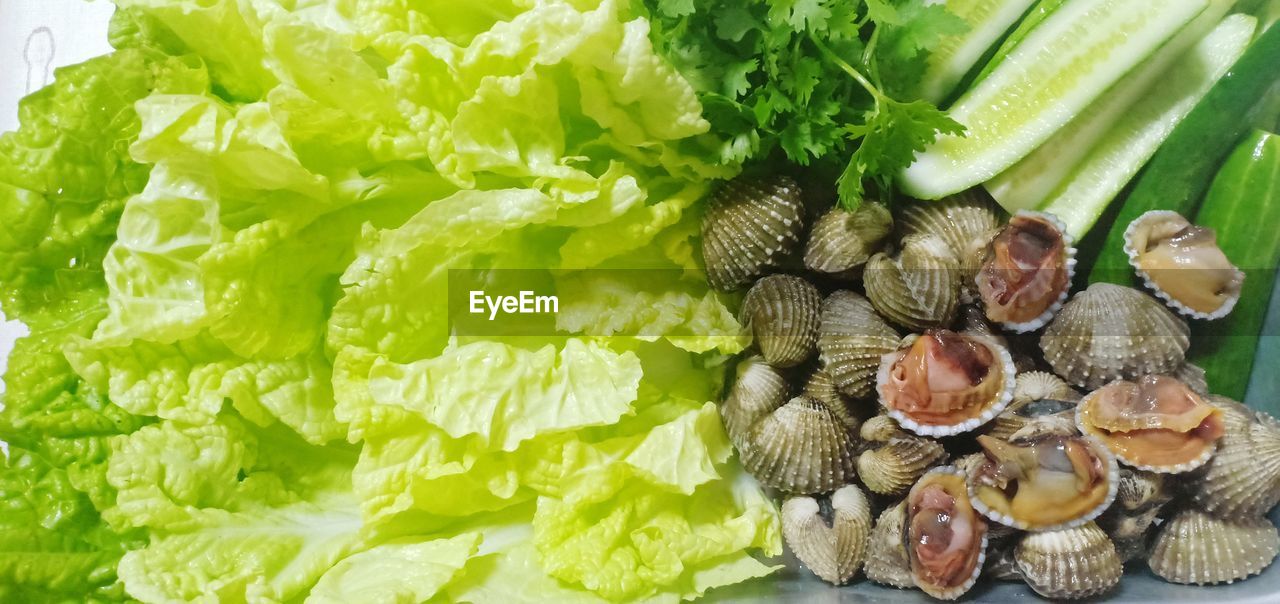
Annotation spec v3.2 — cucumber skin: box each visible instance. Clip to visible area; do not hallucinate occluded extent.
[1189,131,1280,400]
[1089,23,1280,286]
[969,0,1068,87]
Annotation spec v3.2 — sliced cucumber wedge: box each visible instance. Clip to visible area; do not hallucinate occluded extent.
[984,2,1233,213]
[919,0,1038,104]
[898,0,1209,200]
[1039,14,1256,237]
[968,0,1067,88]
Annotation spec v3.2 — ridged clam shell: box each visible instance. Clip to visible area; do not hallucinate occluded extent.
[865,500,915,589]
[968,434,1119,531]
[1171,362,1208,396]
[877,332,1016,437]
[906,467,989,600]
[898,190,1003,298]
[1007,413,1079,441]
[1099,505,1162,563]
[857,435,948,496]
[1123,210,1244,320]
[1148,509,1280,585]
[739,396,858,494]
[865,234,961,331]
[741,274,821,368]
[782,485,872,585]
[1041,283,1190,389]
[984,545,1023,582]
[859,414,904,443]
[1015,522,1122,599]
[818,290,900,398]
[800,366,862,433]
[985,397,1078,442]
[976,210,1076,333]
[701,174,804,291]
[1013,371,1077,404]
[720,355,788,449]
[1113,468,1172,512]
[804,203,893,274]
[1190,401,1280,518]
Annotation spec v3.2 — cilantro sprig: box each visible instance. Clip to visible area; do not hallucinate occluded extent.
[642,0,967,209]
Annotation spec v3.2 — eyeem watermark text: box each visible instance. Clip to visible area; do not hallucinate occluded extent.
[469,290,559,320]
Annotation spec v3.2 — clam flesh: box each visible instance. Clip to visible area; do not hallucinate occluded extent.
[865,234,962,331]
[876,330,1015,436]
[738,395,858,494]
[1076,375,1224,473]
[968,433,1118,531]
[782,485,872,585]
[857,435,948,496]
[1124,210,1244,320]
[976,210,1076,332]
[905,467,989,600]
[1014,522,1122,599]
[741,274,821,367]
[1041,283,1190,389]
[701,174,804,291]
[804,203,893,275]
[865,500,915,589]
[1148,508,1280,585]
[818,290,900,398]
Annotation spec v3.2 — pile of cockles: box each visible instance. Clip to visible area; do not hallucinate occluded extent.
[703,173,1277,600]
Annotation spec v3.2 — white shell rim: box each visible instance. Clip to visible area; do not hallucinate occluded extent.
[876,335,1017,437]
[981,210,1078,334]
[1122,209,1244,321]
[1074,390,1220,474]
[965,435,1120,532]
[908,466,990,601]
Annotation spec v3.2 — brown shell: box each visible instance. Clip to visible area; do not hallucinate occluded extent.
[865,500,915,589]
[1190,398,1280,517]
[804,203,893,274]
[782,485,873,585]
[738,396,858,494]
[859,413,904,443]
[800,366,860,432]
[720,355,788,449]
[741,274,821,368]
[1014,522,1122,599]
[1148,509,1280,585]
[857,435,948,496]
[897,190,1003,296]
[1040,283,1190,389]
[817,290,900,398]
[701,174,804,291]
[865,234,962,331]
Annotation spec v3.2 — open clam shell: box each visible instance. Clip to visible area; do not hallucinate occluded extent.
[967,433,1119,531]
[720,355,788,449]
[782,485,873,585]
[818,290,900,398]
[1190,398,1280,518]
[1075,375,1225,474]
[1123,210,1244,320]
[865,500,915,589]
[1014,522,1122,599]
[857,435,948,496]
[1148,509,1280,585]
[1041,283,1190,390]
[976,210,1077,333]
[804,203,893,275]
[876,330,1016,437]
[701,174,804,291]
[741,274,821,368]
[739,395,858,494]
[905,467,989,600]
[865,234,962,331]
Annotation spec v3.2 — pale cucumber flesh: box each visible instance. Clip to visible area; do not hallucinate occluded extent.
[1040,14,1257,238]
[919,0,1038,104]
[984,1,1232,212]
[898,0,1208,199]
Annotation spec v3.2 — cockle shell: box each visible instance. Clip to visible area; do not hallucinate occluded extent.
[1075,375,1225,474]
[1041,283,1190,390]
[905,467,989,600]
[800,365,860,432]
[782,485,873,585]
[720,355,788,449]
[1097,468,1171,563]
[865,500,915,589]
[1172,362,1209,396]
[859,414,904,443]
[898,190,1003,298]
[865,234,962,331]
[741,274,821,368]
[1014,522,1122,599]
[968,433,1118,531]
[1148,509,1280,585]
[877,330,1016,437]
[738,396,858,494]
[1113,467,1173,512]
[976,210,1076,332]
[984,545,1023,582]
[817,290,900,398]
[857,435,948,496]
[804,203,893,275]
[1190,398,1280,518]
[701,174,804,291]
[1014,371,1078,405]
[1124,210,1244,320]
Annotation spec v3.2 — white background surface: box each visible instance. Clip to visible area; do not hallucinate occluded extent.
[0,0,115,393]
